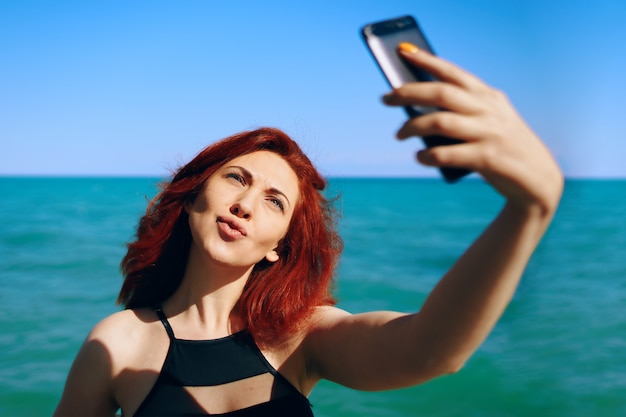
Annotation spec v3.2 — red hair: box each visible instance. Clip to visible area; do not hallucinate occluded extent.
[118,127,343,345]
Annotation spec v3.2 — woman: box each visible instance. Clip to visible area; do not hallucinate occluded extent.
[54,43,563,416]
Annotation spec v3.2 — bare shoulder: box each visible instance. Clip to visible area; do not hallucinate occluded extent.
[88,309,154,342]
[306,305,406,333]
[303,305,409,352]
[87,308,164,369]
[307,305,351,330]
[53,309,166,416]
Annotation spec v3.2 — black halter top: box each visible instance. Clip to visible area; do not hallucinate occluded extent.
[132,308,314,416]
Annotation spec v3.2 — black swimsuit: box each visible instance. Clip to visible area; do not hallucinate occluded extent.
[132,308,314,416]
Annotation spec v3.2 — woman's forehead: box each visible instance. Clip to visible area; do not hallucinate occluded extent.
[220,151,300,201]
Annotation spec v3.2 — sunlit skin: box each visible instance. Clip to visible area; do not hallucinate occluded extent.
[53,44,563,417]
[163,150,302,339]
[186,151,300,272]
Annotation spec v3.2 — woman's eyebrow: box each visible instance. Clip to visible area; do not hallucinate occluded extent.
[228,165,291,207]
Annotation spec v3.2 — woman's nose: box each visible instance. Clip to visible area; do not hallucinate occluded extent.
[230,202,251,219]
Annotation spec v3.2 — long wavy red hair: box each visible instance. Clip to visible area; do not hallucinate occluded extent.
[118,127,343,345]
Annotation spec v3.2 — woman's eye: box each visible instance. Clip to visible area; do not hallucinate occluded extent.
[226,173,245,185]
[269,197,284,211]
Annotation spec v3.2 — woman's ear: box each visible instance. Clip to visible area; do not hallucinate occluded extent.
[265,248,279,263]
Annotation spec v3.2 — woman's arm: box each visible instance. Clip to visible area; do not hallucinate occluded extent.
[303,43,563,391]
[53,332,119,417]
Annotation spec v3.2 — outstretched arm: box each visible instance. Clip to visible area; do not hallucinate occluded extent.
[303,43,563,392]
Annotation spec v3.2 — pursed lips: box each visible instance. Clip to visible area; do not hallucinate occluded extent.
[216,216,247,239]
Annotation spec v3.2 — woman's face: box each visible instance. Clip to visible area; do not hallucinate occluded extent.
[187,151,300,269]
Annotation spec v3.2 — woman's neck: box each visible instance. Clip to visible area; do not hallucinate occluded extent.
[162,245,254,339]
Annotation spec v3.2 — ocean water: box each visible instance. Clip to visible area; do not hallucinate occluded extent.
[1,177,625,416]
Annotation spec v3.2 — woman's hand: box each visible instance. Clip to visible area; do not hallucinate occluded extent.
[304,45,566,391]
[382,42,563,216]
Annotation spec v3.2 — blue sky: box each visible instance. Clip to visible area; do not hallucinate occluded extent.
[2,0,625,178]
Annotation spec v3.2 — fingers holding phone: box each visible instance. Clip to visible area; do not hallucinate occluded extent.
[383,81,483,116]
[361,16,472,183]
[396,42,487,93]
[384,42,563,213]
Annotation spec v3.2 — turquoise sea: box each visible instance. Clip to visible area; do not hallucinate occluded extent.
[1,177,625,416]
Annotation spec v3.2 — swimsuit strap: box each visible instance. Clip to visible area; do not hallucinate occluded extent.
[154,306,176,340]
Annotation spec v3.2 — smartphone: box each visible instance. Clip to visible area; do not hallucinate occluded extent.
[361,15,471,182]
